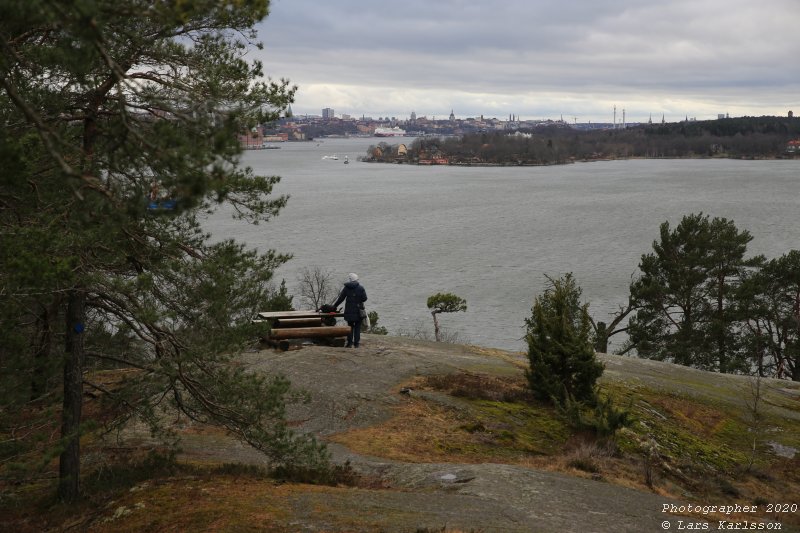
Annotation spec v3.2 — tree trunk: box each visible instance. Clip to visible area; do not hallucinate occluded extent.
[58,289,85,502]
[432,312,441,342]
[59,88,99,501]
[30,304,52,400]
[594,321,608,353]
[792,292,800,381]
[716,274,726,373]
[30,295,61,400]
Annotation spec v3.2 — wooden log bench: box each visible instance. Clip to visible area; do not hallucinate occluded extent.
[274,317,323,328]
[269,326,351,339]
[255,310,347,350]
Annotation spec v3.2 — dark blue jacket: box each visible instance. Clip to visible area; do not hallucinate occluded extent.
[333,281,367,322]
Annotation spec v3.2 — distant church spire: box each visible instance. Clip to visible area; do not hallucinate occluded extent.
[449,109,455,121]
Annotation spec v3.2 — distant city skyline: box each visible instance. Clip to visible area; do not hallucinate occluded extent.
[304,107,686,125]
[253,0,798,124]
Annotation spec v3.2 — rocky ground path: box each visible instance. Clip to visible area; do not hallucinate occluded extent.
[162,335,758,532]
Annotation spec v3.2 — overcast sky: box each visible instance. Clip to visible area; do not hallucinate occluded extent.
[253,0,799,123]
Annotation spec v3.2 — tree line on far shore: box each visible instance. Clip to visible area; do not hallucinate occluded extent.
[365,116,800,165]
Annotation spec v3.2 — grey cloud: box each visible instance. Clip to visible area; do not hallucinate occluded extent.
[257,0,800,119]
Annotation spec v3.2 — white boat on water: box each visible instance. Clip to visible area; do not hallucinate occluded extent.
[344,156,349,164]
[374,126,406,137]
[322,154,339,160]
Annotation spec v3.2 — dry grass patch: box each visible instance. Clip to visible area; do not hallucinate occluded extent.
[1,459,375,533]
[467,346,528,369]
[84,477,336,533]
[331,373,571,464]
[420,371,531,402]
[649,394,728,437]
[330,397,489,464]
[86,474,482,532]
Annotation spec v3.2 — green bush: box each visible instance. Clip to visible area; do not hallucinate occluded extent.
[525,274,603,406]
[365,310,388,335]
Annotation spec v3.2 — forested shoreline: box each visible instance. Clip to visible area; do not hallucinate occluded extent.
[365,116,800,165]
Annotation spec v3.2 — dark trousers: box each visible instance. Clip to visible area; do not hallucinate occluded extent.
[346,320,361,347]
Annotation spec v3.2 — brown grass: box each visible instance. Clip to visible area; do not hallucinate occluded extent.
[84,477,321,533]
[0,462,387,533]
[420,372,531,402]
[649,394,728,437]
[330,397,485,464]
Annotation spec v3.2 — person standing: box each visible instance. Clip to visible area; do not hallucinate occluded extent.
[332,273,367,348]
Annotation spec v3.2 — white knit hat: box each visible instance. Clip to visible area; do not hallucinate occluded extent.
[348,273,359,282]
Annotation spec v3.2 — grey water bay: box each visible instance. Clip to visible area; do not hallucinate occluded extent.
[205,137,800,352]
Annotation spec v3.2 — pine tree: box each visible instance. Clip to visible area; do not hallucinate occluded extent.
[0,0,327,502]
[738,250,800,380]
[525,274,603,405]
[628,213,761,373]
[426,293,467,342]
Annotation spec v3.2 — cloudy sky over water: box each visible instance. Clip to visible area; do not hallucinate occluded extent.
[254,0,799,123]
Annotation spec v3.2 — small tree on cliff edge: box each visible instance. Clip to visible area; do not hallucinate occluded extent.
[525,274,603,405]
[427,293,467,342]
